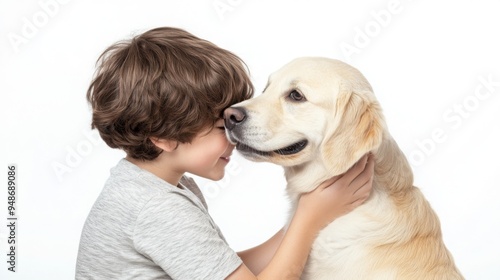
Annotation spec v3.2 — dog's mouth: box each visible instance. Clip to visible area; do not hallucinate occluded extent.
[236,140,308,157]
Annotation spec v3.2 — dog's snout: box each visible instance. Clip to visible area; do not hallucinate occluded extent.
[224,107,246,130]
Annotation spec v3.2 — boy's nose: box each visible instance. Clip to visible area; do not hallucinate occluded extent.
[224,107,246,130]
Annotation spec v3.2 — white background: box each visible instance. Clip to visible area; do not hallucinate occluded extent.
[1,0,499,279]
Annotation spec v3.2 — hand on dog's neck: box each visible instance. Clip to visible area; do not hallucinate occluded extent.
[284,161,332,204]
[284,132,414,207]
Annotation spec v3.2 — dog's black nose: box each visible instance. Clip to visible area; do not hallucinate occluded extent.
[224,107,246,130]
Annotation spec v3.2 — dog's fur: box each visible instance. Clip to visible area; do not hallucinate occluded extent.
[224,57,464,279]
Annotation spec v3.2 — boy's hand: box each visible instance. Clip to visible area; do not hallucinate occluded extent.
[296,153,375,231]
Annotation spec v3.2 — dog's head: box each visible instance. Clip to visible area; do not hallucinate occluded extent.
[225,57,385,181]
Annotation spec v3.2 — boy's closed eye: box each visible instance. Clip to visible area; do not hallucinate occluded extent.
[215,119,225,130]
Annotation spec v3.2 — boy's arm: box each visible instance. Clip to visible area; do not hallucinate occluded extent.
[237,228,285,274]
[230,212,324,279]
[228,154,374,280]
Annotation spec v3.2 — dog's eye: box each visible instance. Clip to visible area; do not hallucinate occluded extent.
[288,90,305,102]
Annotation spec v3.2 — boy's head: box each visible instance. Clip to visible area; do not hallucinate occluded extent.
[87,27,253,160]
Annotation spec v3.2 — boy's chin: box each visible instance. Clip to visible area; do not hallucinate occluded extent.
[209,172,225,181]
[196,171,225,182]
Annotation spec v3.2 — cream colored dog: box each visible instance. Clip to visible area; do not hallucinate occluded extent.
[224,57,464,279]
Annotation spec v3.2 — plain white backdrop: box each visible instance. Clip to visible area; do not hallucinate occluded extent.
[1,0,499,279]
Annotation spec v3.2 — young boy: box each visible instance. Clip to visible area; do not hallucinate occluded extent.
[76,27,374,279]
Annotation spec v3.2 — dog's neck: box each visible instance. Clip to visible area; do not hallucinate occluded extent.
[284,160,331,204]
[372,133,414,195]
[285,132,414,206]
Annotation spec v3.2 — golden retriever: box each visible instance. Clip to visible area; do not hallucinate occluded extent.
[224,57,464,279]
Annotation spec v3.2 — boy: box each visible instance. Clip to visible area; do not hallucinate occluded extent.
[76,27,374,279]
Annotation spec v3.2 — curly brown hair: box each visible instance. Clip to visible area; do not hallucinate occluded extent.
[87,27,254,160]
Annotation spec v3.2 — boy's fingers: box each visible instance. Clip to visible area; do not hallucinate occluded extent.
[318,153,374,192]
[337,154,370,185]
[318,175,342,190]
[353,175,373,196]
[351,182,373,204]
[351,155,375,194]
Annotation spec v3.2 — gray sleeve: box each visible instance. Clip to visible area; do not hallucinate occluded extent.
[133,193,242,279]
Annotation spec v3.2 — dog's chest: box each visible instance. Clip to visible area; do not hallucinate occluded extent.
[299,192,396,280]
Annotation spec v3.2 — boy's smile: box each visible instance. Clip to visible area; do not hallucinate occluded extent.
[177,119,234,181]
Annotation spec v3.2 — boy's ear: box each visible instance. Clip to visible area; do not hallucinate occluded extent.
[150,138,178,152]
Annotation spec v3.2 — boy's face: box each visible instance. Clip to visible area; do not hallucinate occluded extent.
[176,119,234,181]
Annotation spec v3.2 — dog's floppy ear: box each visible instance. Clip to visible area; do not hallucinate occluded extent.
[320,88,384,175]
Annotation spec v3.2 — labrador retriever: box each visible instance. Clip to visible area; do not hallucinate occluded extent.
[224,57,464,279]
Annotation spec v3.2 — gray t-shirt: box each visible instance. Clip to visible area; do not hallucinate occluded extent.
[76,159,242,279]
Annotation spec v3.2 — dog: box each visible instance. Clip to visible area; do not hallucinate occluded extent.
[224,57,464,279]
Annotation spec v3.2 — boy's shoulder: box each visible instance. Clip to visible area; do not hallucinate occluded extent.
[107,159,172,192]
[179,176,208,209]
[104,159,207,209]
